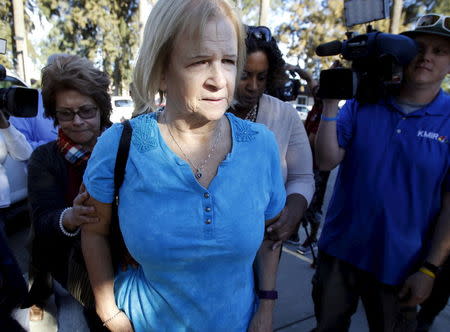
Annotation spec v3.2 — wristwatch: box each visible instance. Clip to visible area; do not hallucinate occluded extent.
[422,261,441,276]
[257,290,278,300]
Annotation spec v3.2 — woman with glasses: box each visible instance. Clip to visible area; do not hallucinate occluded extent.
[25,54,111,329]
[230,26,314,245]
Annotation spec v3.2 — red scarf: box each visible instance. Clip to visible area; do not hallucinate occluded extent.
[56,129,91,169]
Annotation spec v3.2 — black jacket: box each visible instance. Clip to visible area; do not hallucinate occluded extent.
[27,141,84,280]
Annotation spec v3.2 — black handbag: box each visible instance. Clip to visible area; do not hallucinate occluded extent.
[67,120,137,309]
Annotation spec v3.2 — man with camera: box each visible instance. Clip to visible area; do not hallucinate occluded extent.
[313,14,450,331]
[0,108,33,329]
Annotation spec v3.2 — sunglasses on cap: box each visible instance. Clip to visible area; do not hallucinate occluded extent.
[416,14,450,32]
[247,26,272,42]
[55,105,99,121]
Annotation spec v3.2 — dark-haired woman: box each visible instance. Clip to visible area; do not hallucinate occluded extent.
[25,54,111,329]
[230,26,314,244]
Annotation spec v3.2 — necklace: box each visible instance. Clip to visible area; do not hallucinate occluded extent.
[164,111,222,180]
[244,105,258,122]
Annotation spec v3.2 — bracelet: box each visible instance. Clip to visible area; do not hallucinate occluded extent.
[58,207,80,237]
[257,290,278,300]
[102,309,124,326]
[422,261,441,275]
[321,114,338,121]
[419,267,436,279]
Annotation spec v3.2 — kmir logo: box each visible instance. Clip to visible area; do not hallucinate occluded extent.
[417,130,448,144]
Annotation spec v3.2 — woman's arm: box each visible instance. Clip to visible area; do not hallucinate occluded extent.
[266,107,314,243]
[28,145,69,241]
[82,195,133,331]
[248,215,281,332]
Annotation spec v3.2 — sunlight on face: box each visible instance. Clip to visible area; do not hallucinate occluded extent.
[162,15,238,122]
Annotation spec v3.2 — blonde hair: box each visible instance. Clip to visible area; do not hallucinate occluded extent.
[133,0,245,115]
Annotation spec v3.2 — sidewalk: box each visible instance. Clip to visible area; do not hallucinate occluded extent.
[7,224,450,331]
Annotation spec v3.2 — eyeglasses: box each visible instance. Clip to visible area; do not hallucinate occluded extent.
[416,14,450,32]
[247,26,272,42]
[55,105,98,121]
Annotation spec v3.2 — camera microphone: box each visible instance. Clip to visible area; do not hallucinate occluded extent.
[316,40,343,56]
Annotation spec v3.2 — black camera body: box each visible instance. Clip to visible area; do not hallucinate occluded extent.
[316,30,419,103]
[0,64,38,117]
[272,77,301,102]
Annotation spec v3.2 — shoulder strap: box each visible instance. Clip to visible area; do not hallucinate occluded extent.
[113,120,132,195]
[110,120,137,270]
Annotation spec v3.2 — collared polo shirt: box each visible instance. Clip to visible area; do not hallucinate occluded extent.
[319,90,450,285]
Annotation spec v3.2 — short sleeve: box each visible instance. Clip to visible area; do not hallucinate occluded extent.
[264,130,287,220]
[336,99,357,149]
[83,124,123,203]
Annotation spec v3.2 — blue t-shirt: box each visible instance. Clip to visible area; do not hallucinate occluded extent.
[319,90,450,285]
[83,112,286,331]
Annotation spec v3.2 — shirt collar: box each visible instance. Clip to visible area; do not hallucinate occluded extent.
[386,89,447,116]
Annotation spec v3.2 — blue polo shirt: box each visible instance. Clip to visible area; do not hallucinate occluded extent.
[319,90,450,285]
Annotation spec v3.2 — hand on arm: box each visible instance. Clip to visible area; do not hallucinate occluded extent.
[81,193,133,331]
[399,192,450,306]
[62,189,99,232]
[266,194,308,248]
[248,214,282,332]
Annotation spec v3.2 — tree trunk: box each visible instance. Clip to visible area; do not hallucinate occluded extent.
[113,58,122,96]
[259,0,270,26]
[389,0,403,34]
[11,0,29,83]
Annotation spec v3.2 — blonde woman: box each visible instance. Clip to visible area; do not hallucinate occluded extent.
[82,0,286,331]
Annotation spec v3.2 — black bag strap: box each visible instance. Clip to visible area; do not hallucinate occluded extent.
[113,120,132,196]
[110,120,138,271]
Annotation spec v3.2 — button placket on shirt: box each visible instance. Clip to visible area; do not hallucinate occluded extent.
[202,191,214,239]
[395,115,408,135]
[203,191,213,224]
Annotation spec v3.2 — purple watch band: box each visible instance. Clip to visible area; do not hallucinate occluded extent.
[257,290,278,300]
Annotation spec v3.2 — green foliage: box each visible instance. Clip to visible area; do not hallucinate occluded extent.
[231,0,285,25]
[275,0,354,76]
[274,0,450,79]
[37,0,139,94]
[0,1,13,68]
[0,0,35,70]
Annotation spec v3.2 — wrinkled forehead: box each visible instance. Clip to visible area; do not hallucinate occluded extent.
[173,15,237,55]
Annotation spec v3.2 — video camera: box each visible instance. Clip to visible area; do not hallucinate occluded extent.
[272,76,301,102]
[0,38,38,117]
[315,27,419,103]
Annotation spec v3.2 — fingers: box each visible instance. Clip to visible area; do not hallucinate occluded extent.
[76,215,100,226]
[79,182,86,194]
[267,208,288,233]
[73,191,90,205]
[73,205,96,217]
[271,240,282,251]
[398,273,433,306]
